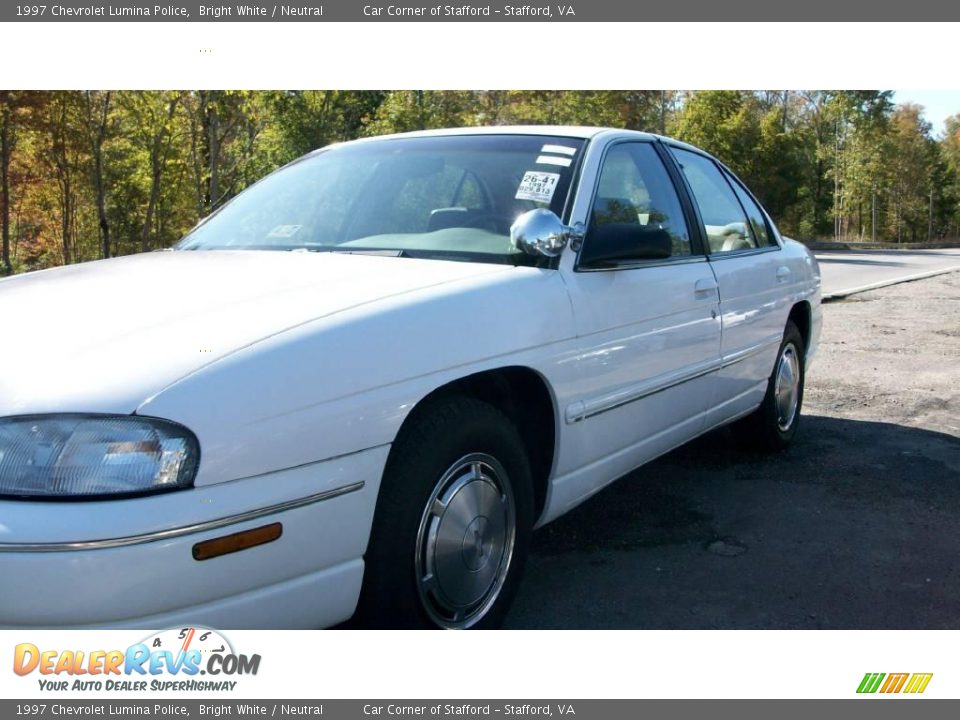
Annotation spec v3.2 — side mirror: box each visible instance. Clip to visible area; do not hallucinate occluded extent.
[510,209,582,258]
[579,224,673,266]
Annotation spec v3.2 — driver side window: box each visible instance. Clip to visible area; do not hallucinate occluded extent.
[580,143,691,267]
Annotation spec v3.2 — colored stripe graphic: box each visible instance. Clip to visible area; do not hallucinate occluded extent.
[857,673,885,693]
[857,672,932,694]
[880,673,909,693]
[904,673,933,694]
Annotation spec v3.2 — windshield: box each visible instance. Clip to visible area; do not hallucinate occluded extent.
[177,134,584,266]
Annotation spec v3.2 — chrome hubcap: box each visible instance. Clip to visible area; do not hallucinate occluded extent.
[774,342,800,432]
[415,453,515,629]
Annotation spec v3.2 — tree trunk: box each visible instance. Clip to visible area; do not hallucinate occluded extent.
[813,158,824,235]
[197,90,211,212]
[88,91,112,259]
[51,96,73,265]
[834,120,841,241]
[61,174,72,265]
[141,154,162,253]
[0,100,11,275]
[659,90,668,135]
[140,95,179,252]
[207,96,221,210]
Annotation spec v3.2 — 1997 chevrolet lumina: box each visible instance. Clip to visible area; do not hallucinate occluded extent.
[0,127,821,629]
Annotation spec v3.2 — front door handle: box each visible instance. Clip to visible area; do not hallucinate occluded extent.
[694,277,718,297]
[776,266,791,283]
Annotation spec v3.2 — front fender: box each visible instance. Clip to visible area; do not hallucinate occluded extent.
[138,267,575,486]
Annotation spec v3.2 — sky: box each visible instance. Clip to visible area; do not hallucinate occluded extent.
[893,90,960,136]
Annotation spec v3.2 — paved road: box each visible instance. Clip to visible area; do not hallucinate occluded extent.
[506,270,960,629]
[815,247,960,298]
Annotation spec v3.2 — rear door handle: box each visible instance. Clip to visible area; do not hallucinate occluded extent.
[694,277,718,297]
[776,266,791,283]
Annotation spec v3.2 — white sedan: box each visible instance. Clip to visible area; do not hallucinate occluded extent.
[0,127,821,629]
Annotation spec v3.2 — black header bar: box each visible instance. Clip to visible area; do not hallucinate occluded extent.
[3,0,958,21]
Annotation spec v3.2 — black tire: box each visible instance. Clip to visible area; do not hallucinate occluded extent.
[353,396,534,629]
[732,320,806,452]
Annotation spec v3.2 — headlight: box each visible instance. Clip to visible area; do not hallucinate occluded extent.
[0,415,199,499]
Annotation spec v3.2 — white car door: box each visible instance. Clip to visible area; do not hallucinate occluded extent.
[551,140,722,514]
[667,146,789,426]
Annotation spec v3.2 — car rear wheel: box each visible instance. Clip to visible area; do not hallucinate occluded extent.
[354,396,533,629]
[733,320,806,452]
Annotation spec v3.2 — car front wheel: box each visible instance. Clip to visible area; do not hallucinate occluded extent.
[354,396,533,629]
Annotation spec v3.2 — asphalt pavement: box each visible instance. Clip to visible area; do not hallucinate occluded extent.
[815,247,960,299]
[505,265,960,629]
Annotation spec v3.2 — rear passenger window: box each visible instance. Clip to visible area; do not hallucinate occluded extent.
[726,172,775,247]
[670,148,758,254]
[580,143,691,267]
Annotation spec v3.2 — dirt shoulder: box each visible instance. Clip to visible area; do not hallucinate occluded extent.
[808,271,960,435]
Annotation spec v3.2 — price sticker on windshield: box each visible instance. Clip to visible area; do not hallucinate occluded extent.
[515,171,560,204]
[267,224,303,239]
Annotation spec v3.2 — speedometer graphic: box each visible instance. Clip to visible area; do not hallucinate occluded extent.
[140,626,234,657]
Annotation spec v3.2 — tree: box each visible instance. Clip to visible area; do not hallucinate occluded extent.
[0,89,958,277]
[0,91,15,275]
[183,90,271,216]
[885,104,940,243]
[364,91,470,135]
[82,90,112,259]
[119,91,184,252]
[272,90,385,158]
[38,91,88,265]
[940,115,960,239]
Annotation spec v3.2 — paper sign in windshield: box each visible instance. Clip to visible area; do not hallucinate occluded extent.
[536,155,572,167]
[515,171,560,204]
[267,224,302,238]
[541,144,577,156]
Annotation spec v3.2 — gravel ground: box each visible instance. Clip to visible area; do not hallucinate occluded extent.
[505,271,960,629]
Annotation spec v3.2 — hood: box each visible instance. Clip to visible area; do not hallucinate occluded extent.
[0,250,507,416]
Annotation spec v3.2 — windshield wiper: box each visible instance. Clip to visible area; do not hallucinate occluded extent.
[324,248,408,258]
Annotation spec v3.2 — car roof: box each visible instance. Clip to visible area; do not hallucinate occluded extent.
[375,125,617,140]
[337,125,662,144]
[308,126,716,166]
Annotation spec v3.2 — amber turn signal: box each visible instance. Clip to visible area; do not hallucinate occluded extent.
[192,522,283,561]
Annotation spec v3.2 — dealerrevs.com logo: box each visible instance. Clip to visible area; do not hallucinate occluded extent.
[13,627,261,692]
[857,673,933,695]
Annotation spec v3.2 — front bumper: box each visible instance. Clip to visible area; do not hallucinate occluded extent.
[0,444,388,628]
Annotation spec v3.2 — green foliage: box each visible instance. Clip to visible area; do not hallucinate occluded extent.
[1,89,958,275]
[276,90,387,154]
